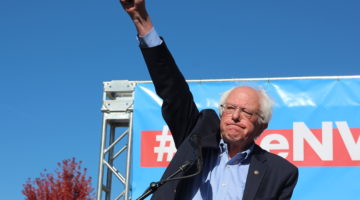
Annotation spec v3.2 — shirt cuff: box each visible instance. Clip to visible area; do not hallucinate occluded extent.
[137,27,163,48]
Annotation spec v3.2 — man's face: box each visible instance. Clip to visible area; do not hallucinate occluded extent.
[220,87,267,150]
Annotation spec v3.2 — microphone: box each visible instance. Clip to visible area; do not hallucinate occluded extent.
[137,134,203,200]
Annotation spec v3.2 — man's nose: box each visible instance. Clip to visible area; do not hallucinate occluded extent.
[231,108,242,121]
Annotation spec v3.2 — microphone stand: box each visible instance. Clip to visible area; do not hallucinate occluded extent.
[137,134,203,200]
[137,160,194,200]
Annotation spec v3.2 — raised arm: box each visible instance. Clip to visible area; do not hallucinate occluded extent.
[140,42,200,147]
[120,0,200,147]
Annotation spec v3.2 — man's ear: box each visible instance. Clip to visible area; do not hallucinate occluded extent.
[219,112,224,119]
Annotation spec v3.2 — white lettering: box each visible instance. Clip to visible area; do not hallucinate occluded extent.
[260,134,289,158]
[293,122,333,161]
[336,121,360,160]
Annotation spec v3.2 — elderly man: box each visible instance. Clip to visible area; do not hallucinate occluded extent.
[120,0,298,199]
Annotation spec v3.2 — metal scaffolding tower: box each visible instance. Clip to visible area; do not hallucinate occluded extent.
[96,80,135,200]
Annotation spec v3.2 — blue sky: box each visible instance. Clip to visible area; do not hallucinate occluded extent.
[0,0,359,199]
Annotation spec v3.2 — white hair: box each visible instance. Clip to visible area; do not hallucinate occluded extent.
[218,87,274,124]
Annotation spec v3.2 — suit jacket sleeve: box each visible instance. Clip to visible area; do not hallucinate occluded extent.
[140,41,199,147]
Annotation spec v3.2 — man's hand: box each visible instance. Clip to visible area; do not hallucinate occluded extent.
[120,0,153,36]
[120,0,144,14]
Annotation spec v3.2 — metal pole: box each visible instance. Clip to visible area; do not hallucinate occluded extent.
[105,125,116,200]
[125,112,134,200]
[97,115,108,200]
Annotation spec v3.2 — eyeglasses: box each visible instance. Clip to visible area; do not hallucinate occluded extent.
[220,104,264,120]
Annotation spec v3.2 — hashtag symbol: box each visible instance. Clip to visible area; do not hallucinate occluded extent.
[154,125,177,162]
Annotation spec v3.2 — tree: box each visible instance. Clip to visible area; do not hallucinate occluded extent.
[22,158,95,200]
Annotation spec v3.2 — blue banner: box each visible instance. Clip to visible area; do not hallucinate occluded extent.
[132,77,360,199]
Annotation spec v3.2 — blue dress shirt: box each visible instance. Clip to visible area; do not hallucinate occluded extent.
[188,140,253,200]
[138,27,162,48]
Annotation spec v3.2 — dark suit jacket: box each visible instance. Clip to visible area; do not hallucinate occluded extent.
[140,41,298,200]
